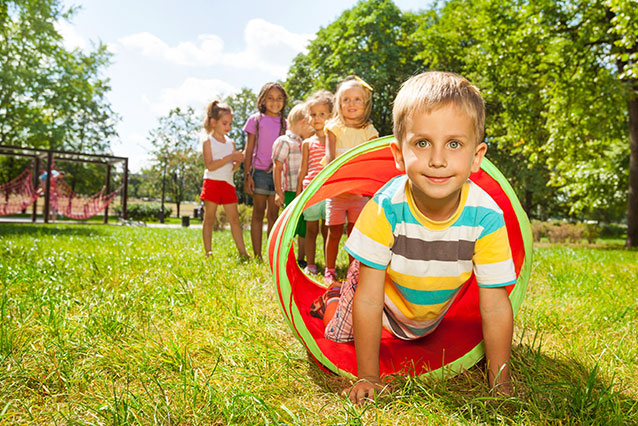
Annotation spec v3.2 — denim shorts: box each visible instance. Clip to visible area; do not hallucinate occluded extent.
[252,169,275,196]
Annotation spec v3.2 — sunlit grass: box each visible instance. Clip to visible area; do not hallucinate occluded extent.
[0,223,636,425]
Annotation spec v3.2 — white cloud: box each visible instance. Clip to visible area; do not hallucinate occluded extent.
[117,18,313,79]
[145,78,238,117]
[55,20,88,51]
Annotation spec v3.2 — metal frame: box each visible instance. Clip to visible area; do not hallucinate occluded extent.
[0,145,128,223]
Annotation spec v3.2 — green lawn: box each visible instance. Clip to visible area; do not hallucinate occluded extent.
[0,223,636,425]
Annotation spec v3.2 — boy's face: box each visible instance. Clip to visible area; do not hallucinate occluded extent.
[291,117,314,140]
[308,103,331,132]
[390,104,487,220]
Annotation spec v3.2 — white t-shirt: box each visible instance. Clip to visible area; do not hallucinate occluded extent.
[203,134,235,185]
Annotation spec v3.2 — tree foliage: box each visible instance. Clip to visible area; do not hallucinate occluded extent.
[285,0,424,136]
[414,0,638,245]
[147,107,201,217]
[0,0,118,152]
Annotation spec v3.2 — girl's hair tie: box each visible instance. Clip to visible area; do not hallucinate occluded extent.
[354,75,373,92]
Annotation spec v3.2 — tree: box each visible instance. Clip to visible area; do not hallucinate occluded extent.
[148,107,201,220]
[415,0,638,245]
[0,0,118,152]
[285,0,424,137]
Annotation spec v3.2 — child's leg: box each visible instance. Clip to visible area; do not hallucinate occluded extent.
[250,193,267,257]
[305,220,319,267]
[222,202,249,257]
[325,224,344,271]
[324,260,360,342]
[265,194,279,236]
[202,200,218,256]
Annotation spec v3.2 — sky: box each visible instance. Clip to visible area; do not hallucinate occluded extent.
[57,0,431,172]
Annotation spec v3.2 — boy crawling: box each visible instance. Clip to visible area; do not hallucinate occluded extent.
[311,71,517,405]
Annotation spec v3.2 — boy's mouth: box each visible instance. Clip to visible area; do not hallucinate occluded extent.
[426,176,451,184]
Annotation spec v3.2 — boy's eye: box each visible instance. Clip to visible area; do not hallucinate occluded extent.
[448,140,461,149]
[416,140,429,148]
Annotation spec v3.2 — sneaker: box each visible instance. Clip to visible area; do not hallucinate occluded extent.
[324,269,337,285]
[297,259,307,269]
[304,264,318,275]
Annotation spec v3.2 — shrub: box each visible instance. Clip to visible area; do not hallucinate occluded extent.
[583,224,601,244]
[547,223,569,243]
[114,203,172,221]
[212,203,253,230]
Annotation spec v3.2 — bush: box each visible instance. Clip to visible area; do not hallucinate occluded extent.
[532,221,602,245]
[212,203,253,230]
[114,203,172,221]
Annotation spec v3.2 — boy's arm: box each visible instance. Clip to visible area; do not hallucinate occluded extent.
[344,264,386,405]
[479,286,513,395]
[296,141,310,195]
[273,160,285,207]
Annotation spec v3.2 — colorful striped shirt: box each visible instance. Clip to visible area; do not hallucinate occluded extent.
[344,174,516,340]
[302,135,326,190]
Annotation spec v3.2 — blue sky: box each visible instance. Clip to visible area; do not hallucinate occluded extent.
[58,0,431,172]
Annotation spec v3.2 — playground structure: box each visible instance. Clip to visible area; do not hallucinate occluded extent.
[268,136,532,380]
[0,145,128,223]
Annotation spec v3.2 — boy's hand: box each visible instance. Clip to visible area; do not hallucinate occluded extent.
[343,377,384,405]
[274,192,285,207]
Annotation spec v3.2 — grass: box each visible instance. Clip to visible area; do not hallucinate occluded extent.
[0,223,636,425]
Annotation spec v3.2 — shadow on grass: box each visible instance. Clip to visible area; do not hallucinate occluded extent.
[0,223,107,237]
[303,340,637,425]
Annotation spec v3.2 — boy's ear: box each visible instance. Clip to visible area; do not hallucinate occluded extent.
[471,142,488,173]
[389,140,405,172]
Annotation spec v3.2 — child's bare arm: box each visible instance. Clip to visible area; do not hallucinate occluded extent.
[325,130,337,164]
[479,286,513,395]
[296,142,310,195]
[203,140,242,172]
[243,133,256,194]
[273,160,285,207]
[344,264,386,405]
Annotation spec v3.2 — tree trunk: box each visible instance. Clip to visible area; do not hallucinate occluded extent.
[626,91,638,247]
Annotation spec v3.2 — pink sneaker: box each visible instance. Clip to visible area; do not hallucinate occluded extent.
[324,269,337,285]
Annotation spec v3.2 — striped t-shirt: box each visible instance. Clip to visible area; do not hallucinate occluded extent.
[344,174,516,340]
[301,135,326,190]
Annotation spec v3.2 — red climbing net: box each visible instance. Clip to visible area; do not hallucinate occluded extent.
[0,167,39,216]
[0,163,121,219]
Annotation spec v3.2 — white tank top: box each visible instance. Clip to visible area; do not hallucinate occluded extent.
[203,134,235,186]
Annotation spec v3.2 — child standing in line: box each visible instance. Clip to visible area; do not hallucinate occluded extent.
[323,76,379,284]
[272,103,314,267]
[313,71,516,405]
[243,82,288,259]
[296,90,334,275]
[200,100,249,259]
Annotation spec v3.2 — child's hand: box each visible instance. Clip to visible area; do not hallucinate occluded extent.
[244,174,254,195]
[231,151,244,162]
[343,377,384,406]
[274,192,285,207]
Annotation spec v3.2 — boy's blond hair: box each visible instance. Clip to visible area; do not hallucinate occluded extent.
[287,102,307,126]
[393,71,485,144]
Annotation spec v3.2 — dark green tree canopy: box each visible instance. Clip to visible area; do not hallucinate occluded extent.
[285,0,424,136]
[0,0,118,153]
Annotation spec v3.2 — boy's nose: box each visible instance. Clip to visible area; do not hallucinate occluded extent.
[429,147,446,167]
